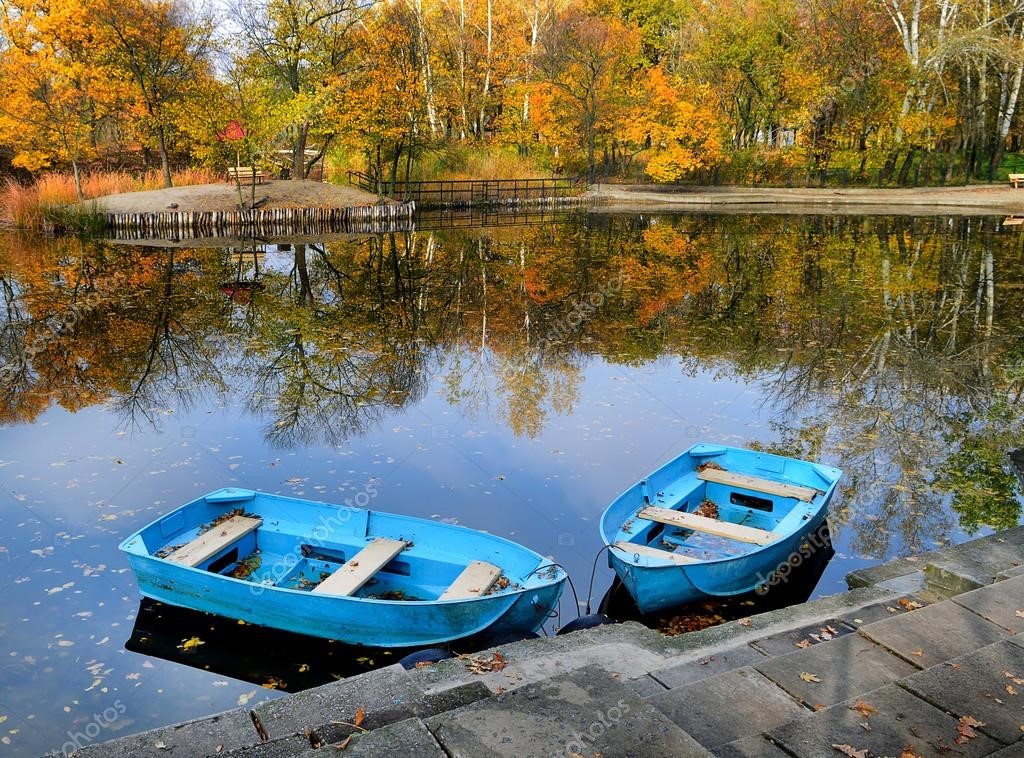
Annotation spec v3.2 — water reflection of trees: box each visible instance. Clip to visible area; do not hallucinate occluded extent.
[0,214,1021,551]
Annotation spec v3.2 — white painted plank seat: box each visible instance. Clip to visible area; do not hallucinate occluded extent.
[613,541,700,564]
[638,506,776,546]
[166,515,263,566]
[312,538,408,596]
[439,560,503,600]
[696,468,819,502]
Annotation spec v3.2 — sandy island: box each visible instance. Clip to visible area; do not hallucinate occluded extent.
[91,179,385,214]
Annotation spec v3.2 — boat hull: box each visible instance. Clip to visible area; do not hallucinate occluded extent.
[120,489,565,648]
[601,443,842,615]
[608,512,829,614]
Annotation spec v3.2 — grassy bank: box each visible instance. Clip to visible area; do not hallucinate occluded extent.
[1,169,220,232]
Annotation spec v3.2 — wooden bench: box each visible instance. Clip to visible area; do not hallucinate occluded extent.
[1005,216,1024,226]
[638,506,776,546]
[1010,173,1024,188]
[312,538,407,597]
[226,167,267,185]
[613,541,699,564]
[438,560,503,600]
[166,515,262,567]
[697,468,818,502]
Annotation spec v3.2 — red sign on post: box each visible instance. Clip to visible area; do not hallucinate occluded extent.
[218,120,246,141]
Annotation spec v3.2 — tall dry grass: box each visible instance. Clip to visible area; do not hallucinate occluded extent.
[1,168,221,230]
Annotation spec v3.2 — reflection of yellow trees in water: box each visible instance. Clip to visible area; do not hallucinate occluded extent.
[0,215,1022,549]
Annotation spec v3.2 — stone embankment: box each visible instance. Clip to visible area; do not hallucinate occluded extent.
[73,527,1024,757]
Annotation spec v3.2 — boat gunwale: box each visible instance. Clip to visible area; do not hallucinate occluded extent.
[600,444,843,567]
[120,489,567,606]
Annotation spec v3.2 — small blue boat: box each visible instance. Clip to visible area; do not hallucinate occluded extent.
[120,488,566,647]
[600,443,842,614]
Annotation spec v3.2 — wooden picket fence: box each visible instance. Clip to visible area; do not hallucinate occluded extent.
[105,202,415,240]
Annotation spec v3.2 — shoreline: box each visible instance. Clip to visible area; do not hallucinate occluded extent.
[76,527,1024,756]
[586,182,1024,216]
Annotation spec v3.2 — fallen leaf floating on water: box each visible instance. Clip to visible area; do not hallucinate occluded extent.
[898,598,923,611]
[848,700,876,718]
[178,636,204,651]
[831,744,868,758]
[799,672,822,683]
[298,663,310,673]
[956,715,985,745]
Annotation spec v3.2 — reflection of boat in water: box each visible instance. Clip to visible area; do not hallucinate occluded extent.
[119,488,566,647]
[601,444,841,614]
[600,520,834,625]
[127,598,383,691]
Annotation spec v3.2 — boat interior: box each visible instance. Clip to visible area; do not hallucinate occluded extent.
[133,492,544,602]
[612,466,823,563]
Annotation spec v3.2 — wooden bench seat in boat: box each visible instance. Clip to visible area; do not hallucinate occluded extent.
[439,560,503,600]
[166,515,263,567]
[613,540,700,564]
[312,538,408,597]
[696,468,818,502]
[638,506,776,546]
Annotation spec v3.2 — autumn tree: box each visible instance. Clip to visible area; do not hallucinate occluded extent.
[0,0,118,199]
[330,2,426,190]
[537,8,641,181]
[94,0,215,187]
[233,0,368,180]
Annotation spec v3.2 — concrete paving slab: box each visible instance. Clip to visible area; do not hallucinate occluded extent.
[221,734,317,757]
[755,632,917,708]
[323,718,447,757]
[991,743,1024,757]
[836,596,928,627]
[924,534,1024,597]
[252,664,418,740]
[622,673,669,698]
[413,681,492,719]
[768,684,1002,757]
[900,639,1024,745]
[650,644,767,688]
[648,667,807,749]
[858,600,1010,668]
[998,565,1024,581]
[75,707,260,757]
[424,664,710,757]
[750,619,854,656]
[714,734,793,758]
[954,575,1024,633]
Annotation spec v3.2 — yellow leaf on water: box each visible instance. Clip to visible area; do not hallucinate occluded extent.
[298,664,309,673]
[178,636,204,651]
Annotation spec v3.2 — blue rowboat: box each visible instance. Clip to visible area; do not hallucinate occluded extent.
[120,488,566,647]
[600,443,842,614]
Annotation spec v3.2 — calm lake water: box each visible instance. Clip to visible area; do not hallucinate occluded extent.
[1,211,1022,755]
